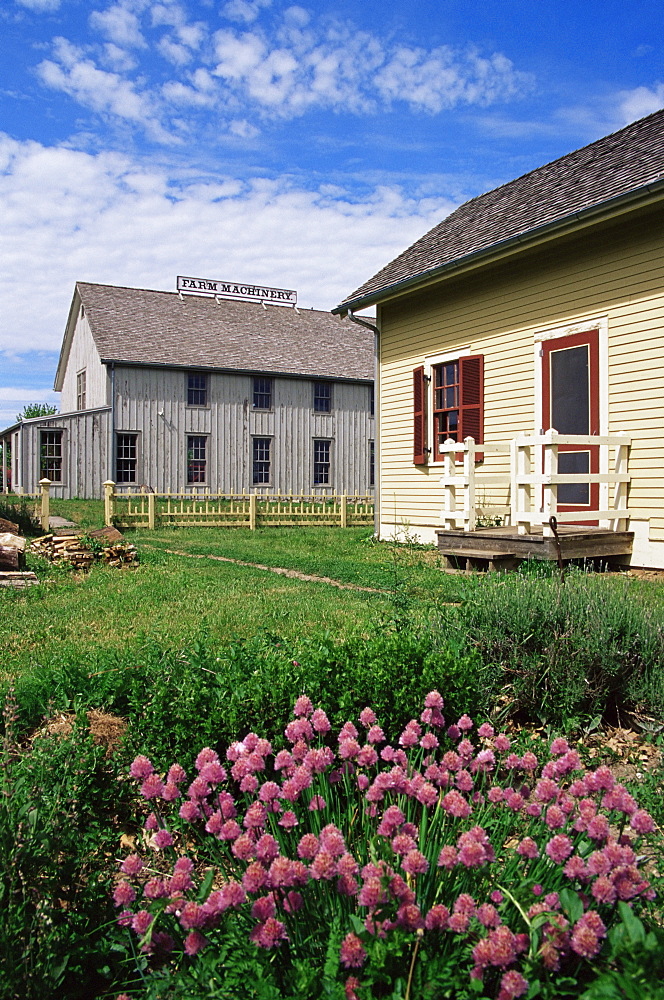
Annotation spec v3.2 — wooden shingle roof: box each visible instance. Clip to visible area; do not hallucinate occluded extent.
[336,108,664,312]
[75,282,374,381]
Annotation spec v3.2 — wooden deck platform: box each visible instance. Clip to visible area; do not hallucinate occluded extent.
[435,525,634,571]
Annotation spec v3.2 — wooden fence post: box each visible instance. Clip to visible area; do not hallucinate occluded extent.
[148,492,155,530]
[39,478,51,532]
[249,492,257,530]
[340,494,347,528]
[103,480,115,526]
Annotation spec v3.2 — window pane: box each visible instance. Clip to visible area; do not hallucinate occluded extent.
[433,361,460,459]
[116,433,138,483]
[253,377,272,409]
[313,439,331,485]
[558,451,590,505]
[253,437,271,484]
[187,435,207,483]
[550,346,589,435]
[313,382,332,412]
[40,430,63,482]
[188,373,208,406]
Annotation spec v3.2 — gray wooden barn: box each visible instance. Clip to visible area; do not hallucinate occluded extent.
[2,282,375,499]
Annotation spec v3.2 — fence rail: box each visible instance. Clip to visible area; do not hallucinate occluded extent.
[103,483,374,530]
[439,430,631,535]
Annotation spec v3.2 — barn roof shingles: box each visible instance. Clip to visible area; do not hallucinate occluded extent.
[337,108,664,310]
[77,282,374,382]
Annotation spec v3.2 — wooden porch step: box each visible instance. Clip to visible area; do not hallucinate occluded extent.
[439,548,517,572]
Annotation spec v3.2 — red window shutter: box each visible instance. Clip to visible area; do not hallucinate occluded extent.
[459,355,484,459]
[413,365,427,465]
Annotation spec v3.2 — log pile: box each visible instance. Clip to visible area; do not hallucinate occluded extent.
[30,530,139,569]
[0,530,37,587]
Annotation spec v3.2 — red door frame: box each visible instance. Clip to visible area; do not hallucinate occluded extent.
[541,329,600,521]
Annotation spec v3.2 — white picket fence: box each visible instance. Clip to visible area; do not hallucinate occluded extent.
[439,430,631,535]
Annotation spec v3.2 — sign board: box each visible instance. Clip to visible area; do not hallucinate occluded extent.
[177,275,297,306]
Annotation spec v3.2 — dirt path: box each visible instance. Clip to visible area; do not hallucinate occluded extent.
[142,545,384,593]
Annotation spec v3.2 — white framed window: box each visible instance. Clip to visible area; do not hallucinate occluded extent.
[40,429,64,483]
[116,433,139,484]
[252,437,271,484]
[313,439,331,485]
[76,370,86,411]
[187,435,208,484]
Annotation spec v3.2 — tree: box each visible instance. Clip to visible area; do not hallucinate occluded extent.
[16,403,57,422]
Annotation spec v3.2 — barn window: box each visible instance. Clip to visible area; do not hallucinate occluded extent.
[313,382,332,412]
[313,439,331,485]
[369,440,375,488]
[253,377,272,409]
[116,433,138,483]
[187,373,208,406]
[40,430,63,483]
[187,435,207,484]
[252,437,271,484]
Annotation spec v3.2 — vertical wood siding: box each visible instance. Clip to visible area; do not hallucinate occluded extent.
[114,367,374,495]
[378,207,664,540]
[19,409,111,497]
[59,310,109,412]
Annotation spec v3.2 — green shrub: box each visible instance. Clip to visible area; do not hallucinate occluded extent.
[456,568,664,728]
[0,707,130,999]
[115,623,485,771]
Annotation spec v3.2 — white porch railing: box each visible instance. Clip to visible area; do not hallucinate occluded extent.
[439,430,631,536]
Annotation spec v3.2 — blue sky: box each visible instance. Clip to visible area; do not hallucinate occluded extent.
[1,0,662,427]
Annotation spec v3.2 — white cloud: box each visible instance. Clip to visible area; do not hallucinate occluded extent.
[211,21,530,118]
[34,6,531,137]
[158,36,194,65]
[0,135,456,357]
[102,42,139,72]
[228,118,259,138]
[162,79,216,106]
[615,83,664,125]
[375,47,527,113]
[89,4,147,49]
[36,37,174,143]
[151,2,189,29]
[15,0,61,10]
[223,0,273,25]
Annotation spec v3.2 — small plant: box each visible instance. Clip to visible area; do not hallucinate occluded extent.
[0,496,41,536]
[116,694,659,999]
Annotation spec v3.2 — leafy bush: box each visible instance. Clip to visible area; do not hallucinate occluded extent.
[455,569,664,728]
[113,625,485,772]
[0,699,130,1000]
[114,693,660,1000]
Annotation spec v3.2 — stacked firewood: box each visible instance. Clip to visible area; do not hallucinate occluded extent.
[30,527,139,569]
[30,534,95,569]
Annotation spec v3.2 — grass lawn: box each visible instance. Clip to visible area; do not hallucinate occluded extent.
[2,538,394,684]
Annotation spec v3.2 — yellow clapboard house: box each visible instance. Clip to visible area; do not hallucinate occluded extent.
[335,108,664,569]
